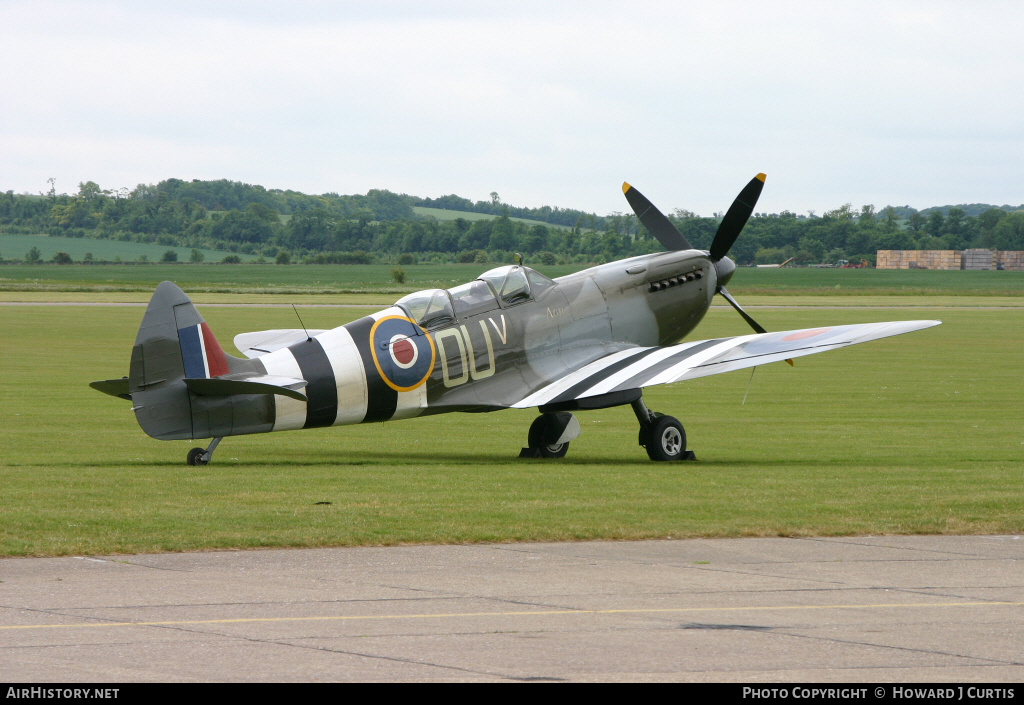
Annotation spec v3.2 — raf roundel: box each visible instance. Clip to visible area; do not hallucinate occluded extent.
[390,335,418,368]
[369,316,436,392]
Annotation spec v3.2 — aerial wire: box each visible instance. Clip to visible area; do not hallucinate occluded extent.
[742,367,757,405]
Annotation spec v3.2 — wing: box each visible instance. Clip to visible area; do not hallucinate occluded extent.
[511,320,940,409]
[234,329,326,358]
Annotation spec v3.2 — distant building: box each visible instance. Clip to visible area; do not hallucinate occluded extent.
[877,249,1024,271]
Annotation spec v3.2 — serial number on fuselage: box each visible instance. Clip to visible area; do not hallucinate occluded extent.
[433,314,509,388]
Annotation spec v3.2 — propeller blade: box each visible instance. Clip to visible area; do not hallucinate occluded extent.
[622,182,692,251]
[709,173,766,262]
[717,285,793,366]
[717,285,766,334]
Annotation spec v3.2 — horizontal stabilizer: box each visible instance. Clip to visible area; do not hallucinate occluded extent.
[184,375,308,402]
[512,320,941,409]
[234,329,326,358]
[90,377,131,400]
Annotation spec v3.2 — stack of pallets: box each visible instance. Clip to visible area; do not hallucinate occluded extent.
[876,250,961,270]
[961,249,995,270]
[995,251,1024,271]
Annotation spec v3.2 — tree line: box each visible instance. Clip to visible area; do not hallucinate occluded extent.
[2,178,1023,266]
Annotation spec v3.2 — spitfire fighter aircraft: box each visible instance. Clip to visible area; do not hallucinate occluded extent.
[92,175,939,464]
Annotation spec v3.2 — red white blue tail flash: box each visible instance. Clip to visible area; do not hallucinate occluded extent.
[179,322,229,378]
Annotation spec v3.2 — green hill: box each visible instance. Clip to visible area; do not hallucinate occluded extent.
[0,233,258,264]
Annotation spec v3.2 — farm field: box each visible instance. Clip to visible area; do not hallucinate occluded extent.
[0,262,580,296]
[1,297,1021,557]
[0,233,259,264]
[413,206,574,230]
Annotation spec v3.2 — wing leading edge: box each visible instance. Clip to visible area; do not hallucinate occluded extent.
[511,320,941,409]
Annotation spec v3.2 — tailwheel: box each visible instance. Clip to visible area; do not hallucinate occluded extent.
[643,415,687,461]
[186,437,222,466]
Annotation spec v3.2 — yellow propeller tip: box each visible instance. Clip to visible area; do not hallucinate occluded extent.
[756,173,767,182]
[622,182,631,193]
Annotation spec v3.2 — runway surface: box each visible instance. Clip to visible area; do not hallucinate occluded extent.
[2,536,1022,682]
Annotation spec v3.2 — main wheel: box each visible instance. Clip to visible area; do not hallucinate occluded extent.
[187,447,209,466]
[528,415,570,458]
[644,416,686,461]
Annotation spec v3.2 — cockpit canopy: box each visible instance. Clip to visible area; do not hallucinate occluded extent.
[479,265,555,302]
[395,265,555,328]
[479,265,530,305]
[395,288,455,329]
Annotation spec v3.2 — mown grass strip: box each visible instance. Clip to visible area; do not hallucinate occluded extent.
[2,263,1023,297]
[2,304,1020,556]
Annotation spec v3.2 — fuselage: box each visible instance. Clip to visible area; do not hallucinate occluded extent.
[253,249,721,433]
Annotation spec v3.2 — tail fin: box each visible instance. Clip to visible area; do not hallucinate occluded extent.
[130,281,228,388]
[129,281,271,440]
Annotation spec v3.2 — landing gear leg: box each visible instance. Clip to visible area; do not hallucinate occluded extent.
[187,437,222,466]
[632,398,695,462]
[519,412,580,458]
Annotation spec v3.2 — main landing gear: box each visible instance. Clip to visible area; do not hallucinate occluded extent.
[631,398,695,461]
[519,396,696,461]
[186,437,222,466]
[519,412,581,458]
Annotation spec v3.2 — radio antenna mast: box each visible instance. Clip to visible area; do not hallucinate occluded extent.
[292,304,312,341]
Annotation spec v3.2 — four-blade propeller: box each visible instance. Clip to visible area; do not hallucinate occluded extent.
[623,173,789,362]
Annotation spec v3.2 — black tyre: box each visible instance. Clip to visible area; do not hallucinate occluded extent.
[644,416,686,461]
[187,447,209,466]
[638,411,664,446]
[528,415,570,458]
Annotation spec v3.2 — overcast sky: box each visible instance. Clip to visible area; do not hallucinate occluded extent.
[3,1,1023,217]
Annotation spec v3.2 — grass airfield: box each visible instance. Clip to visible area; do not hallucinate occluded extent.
[1,275,1022,556]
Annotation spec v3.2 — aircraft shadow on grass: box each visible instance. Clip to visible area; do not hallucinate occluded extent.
[91,175,939,465]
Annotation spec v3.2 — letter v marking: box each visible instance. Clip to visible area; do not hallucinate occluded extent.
[488,315,508,345]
